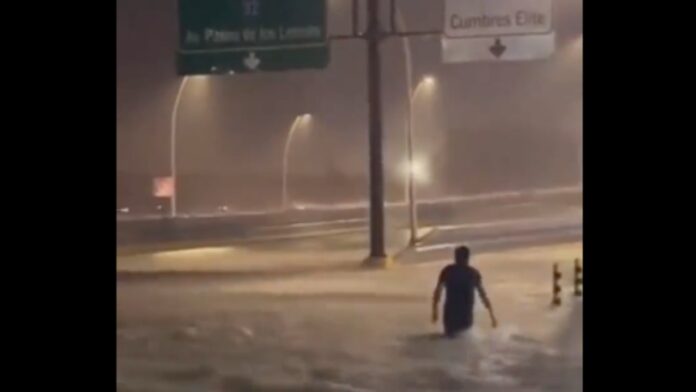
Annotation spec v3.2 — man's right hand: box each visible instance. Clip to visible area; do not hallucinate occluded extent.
[431,308,438,323]
[489,311,498,329]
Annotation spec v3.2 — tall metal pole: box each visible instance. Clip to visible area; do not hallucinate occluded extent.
[365,0,388,264]
[170,76,190,218]
[406,99,418,245]
[395,9,418,246]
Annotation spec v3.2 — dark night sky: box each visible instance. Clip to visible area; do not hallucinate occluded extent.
[117,0,582,205]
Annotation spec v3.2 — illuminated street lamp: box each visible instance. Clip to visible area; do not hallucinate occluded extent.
[282,114,313,209]
[169,75,208,218]
[405,75,437,245]
[401,158,430,184]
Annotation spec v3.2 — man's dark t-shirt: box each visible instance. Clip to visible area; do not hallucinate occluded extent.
[438,264,482,336]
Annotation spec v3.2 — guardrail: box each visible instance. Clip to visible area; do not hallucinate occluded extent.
[117,186,581,246]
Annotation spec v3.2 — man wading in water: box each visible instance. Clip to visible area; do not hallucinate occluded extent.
[432,246,497,337]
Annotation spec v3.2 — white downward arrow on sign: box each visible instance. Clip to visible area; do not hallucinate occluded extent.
[244,52,260,70]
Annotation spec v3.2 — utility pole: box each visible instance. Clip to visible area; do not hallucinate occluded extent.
[330,0,442,267]
[363,0,390,266]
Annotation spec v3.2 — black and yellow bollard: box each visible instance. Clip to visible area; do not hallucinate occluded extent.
[552,263,562,307]
[574,258,583,297]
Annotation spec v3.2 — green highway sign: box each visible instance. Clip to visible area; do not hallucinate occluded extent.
[177,0,329,75]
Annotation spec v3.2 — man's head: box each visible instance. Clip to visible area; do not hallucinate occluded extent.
[455,246,470,266]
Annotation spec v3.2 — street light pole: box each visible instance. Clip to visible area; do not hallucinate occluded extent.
[282,114,310,209]
[395,9,419,246]
[405,77,433,245]
[169,75,190,218]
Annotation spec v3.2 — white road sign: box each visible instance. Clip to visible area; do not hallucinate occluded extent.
[442,0,555,62]
[445,0,553,39]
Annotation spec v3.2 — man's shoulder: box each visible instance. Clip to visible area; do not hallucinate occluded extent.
[440,264,454,274]
[439,264,455,277]
[468,266,482,279]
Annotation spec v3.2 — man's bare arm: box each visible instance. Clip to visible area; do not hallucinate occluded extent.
[476,281,492,310]
[432,281,444,323]
[476,278,497,328]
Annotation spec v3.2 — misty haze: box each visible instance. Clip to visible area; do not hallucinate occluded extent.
[117,0,581,214]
